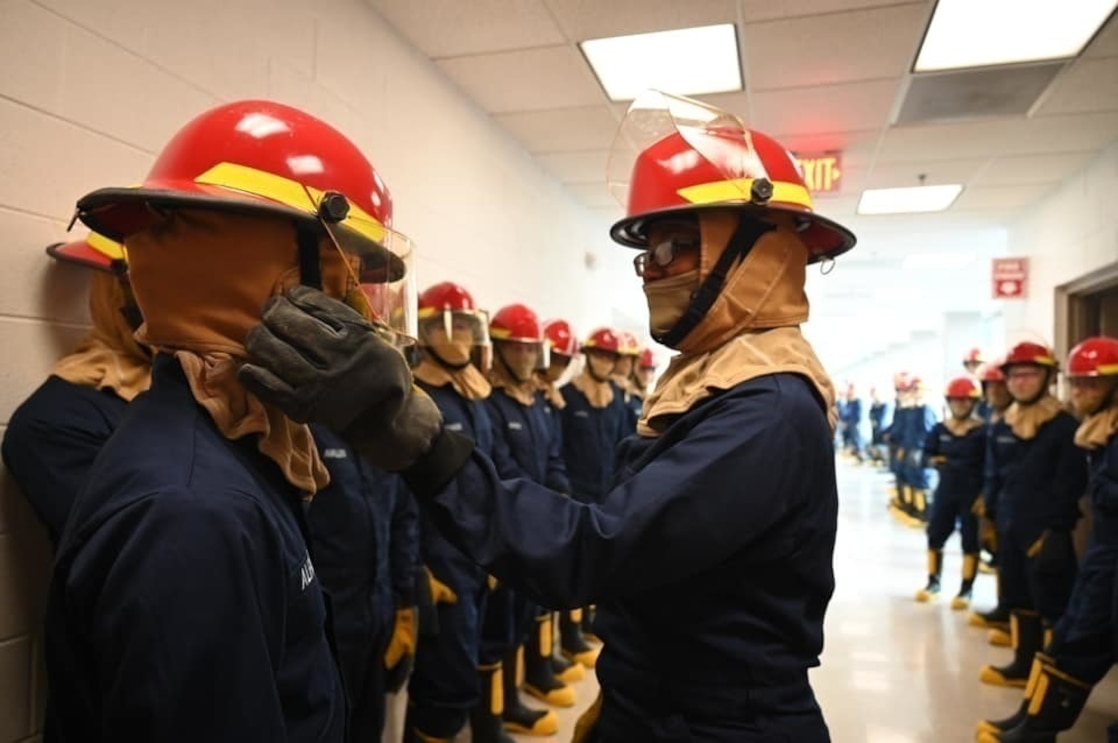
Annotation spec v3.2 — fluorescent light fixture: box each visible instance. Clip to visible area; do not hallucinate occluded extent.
[580,24,742,101]
[902,252,976,271]
[915,0,1117,72]
[857,185,963,215]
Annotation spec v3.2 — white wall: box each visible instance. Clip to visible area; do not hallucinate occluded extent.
[1002,139,1118,348]
[0,0,616,739]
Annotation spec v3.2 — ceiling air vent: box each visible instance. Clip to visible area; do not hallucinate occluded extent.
[896,62,1066,125]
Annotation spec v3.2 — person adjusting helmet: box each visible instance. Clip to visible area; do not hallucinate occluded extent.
[973,341,1085,694]
[914,376,985,610]
[47,100,438,742]
[3,230,149,544]
[976,337,1118,742]
[239,91,856,742]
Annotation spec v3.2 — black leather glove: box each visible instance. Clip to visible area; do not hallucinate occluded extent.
[239,286,443,471]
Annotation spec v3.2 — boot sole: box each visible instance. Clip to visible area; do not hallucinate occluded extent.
[522,683,576,708]
[504,711,559,736]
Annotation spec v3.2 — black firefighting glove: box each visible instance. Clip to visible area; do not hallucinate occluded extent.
[1029,529,1075,575]
[239,287,472,482]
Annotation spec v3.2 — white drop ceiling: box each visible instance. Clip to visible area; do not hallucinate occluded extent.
[366,0,1118,370]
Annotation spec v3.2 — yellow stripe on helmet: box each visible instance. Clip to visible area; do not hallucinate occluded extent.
[194,162,388,245]
[676,178,814,210]
[87,231,125,261]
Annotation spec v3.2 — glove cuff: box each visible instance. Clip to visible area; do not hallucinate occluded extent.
[402,427,475,498]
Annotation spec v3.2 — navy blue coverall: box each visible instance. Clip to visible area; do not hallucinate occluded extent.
[1048,428,1118,683]
[406,380,525,737]
[308,425,418,741]
[486,388,572,642]
[922,421,986,552]
[901,403,937,491]
[559,384,630,504]
[417,373,838,742]
[984,411,1087,623]
[841,397,863,455]
[2,375,130,543]
[44,355,345,743]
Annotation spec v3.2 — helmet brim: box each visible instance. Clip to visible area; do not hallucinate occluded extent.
[45,241,115,273]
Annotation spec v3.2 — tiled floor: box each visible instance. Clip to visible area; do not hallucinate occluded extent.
[388,456,1118,741]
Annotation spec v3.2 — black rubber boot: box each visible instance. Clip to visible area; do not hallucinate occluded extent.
[501,648,558,736]
[976,653,1051,738]
[985,660,1092,742]
[980,610,1043,688]
[524,614,577,706]
[915,549,943,602]
[470,662,515,743]
[560,609,599,668]
[952,552,980,610]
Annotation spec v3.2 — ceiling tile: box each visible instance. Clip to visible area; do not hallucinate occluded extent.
[741,0,929,23]
[766,130,882,167]
[1084,12,1118,58]
[751,79,901,137]
[437,46,603,113]
[366,0,564,57]
[743,4,927,90]
[494,105,620,153]
[864,157,989,188]
[542,0,738,41]
[972,151,1096,187]
[565,182,619,208]
[952,184,1050,211]
[535,150,610,182]
[1035,57,1118,116]
[877,112,1118,161]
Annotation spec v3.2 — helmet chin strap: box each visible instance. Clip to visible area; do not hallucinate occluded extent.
[586,360,612,384]
[653,218,775,348]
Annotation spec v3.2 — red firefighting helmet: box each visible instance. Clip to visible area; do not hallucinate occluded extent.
[608,93,855,262]
[582,328,622,355]
[1001,341,1058,370]
[490,304,543,344]
[543,319,578,358]
[893,371,912,391]
[417,282,488,346]
[963,347,985,365]
[45,231,125,273]
[980,361,1007,383]
[72,99,413,327]
[1066,337,1118,378]
[945,376,981,399]
[616,331,641,356]
[639,348,657,370]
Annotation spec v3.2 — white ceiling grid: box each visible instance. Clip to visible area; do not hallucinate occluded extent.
[367,0,1118,368]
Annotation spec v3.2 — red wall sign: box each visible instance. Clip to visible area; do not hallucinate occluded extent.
[794,153,843,194]
[992,257,1029,299]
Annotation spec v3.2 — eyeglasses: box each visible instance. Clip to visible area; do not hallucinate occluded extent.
[632,236,701,276]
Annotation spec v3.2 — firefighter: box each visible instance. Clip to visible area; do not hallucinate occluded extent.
[964,347,993,420]
[633,347,658,400]
[404,281,534,743]
[976,337,1118,741]
[885,372,913,515]
[901,377,937,526]
[3,233,150,544]
[914,377,986,609]
[868,386,890,467]
[978,342,1087,688]
[484,302,570,735]
[613,331,643,429]
[47,100,422,740]
[239,92,855,741]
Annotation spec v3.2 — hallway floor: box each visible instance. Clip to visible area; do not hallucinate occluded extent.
[395,456,1118,742]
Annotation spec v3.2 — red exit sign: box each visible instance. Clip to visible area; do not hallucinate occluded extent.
[794,153,843,194]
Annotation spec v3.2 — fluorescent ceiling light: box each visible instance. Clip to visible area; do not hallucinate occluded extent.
[580,24,742,101]
[857,185,963,215]
[902,252,976,271]
[915,0,1117,72]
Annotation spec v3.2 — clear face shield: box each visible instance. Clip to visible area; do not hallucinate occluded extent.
[495,339,550,383]
[607,90,769,226]
[419,308,491,368]
[302,188,417,353]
